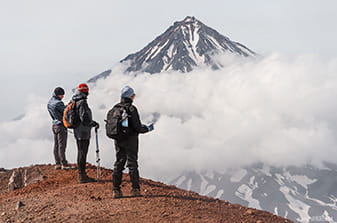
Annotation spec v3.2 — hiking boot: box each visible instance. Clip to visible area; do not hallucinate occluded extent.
[112,190,123,199]
[78,174,96,184]
[61,165,71,170]
[131,188,142,197]
[55,164,61,170]
[62,164,75,170]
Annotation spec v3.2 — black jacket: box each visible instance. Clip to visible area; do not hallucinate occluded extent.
[119,97,148,136]
[72,91,96,140]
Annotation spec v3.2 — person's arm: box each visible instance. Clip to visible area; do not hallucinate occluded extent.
[129,106,149,134]
[53,101,66,122]
[55,101,66,114]
[47,102,55,120]
[78,100,93,126]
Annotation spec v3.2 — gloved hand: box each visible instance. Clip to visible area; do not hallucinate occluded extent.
[147,123,154,132]
[92,121,99,129]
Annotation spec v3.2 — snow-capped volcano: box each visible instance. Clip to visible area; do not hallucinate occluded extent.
[171,163,337,223]
[88,16,255,81]
[120,16,255,74]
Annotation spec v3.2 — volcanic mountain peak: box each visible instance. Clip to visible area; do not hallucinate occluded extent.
[173,16,202,32]
[88,16,256,81]
[182,15,198,23]
[120,16,256,74]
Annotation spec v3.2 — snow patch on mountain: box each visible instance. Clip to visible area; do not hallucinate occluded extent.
[280,186,311,222]
[230,169,247,183]
[236,183,262,209]
[175,175,186,187]
[171,163,337,223]
[215,189,224,199]
[283,172,317,190]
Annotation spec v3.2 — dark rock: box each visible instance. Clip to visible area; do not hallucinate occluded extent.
[87,69,112,83]
[16,201,25,209]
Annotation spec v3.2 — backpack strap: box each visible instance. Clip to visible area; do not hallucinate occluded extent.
[115,103,131,113]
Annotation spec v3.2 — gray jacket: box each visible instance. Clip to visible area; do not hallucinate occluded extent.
[72,91,96,140]
[47,93,66,126]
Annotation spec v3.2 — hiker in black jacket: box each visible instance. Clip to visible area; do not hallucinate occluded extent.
[72,83,99,184]
[112,86,154,198]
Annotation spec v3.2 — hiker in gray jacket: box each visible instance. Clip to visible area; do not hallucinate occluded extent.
[72,83,99,183]
[47,87,72,170]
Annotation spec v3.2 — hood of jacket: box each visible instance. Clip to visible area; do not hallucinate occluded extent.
[72,91,88,101]
[121,97,133,105]
[52,93,60,100]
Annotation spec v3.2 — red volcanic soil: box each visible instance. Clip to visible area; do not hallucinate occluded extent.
[0,164,293,223]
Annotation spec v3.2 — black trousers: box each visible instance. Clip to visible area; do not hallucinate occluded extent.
[76,139,90,174]
[52,125,68,165]
[113,135,140,190]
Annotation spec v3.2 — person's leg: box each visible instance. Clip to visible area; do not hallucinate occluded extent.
[126,136,140,191]
[112,140,127,191]
[57,125,68,166]
[77,139,89,173]
[77,139,94,183]
[52,125,61,168]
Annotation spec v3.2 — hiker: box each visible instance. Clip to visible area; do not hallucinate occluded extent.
[47,87,72,170]
[111,86,154,198]
[72,83,100,183]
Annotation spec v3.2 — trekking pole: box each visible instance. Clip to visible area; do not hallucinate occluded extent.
[95,128,101,182]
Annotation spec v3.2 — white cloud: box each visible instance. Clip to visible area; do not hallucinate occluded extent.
[1,53,337,182]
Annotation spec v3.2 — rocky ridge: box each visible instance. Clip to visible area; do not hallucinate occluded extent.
[0,164,292,223]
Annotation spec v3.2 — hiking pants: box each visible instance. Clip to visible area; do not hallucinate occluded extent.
[76,139,90,174]
[52,124,68,165]
[113,135,140,190]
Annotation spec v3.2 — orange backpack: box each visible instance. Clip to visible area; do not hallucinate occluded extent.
[63,101,80,128]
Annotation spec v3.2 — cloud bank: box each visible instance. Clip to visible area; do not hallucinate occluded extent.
[1,53,337,181]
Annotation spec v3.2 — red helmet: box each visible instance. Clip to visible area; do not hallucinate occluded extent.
[77,83,89,93]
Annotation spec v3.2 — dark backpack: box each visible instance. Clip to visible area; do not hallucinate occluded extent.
[63,101,80,129]
[105,104,130,140]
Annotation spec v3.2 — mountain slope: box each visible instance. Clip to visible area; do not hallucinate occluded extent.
[171,163,337,223]
[0,164,291,223]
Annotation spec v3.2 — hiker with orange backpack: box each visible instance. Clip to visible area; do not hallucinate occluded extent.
[71,83,99,183]
[47,87,72,170]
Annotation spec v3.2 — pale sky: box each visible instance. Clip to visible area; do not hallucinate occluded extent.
[0,0,336,121]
